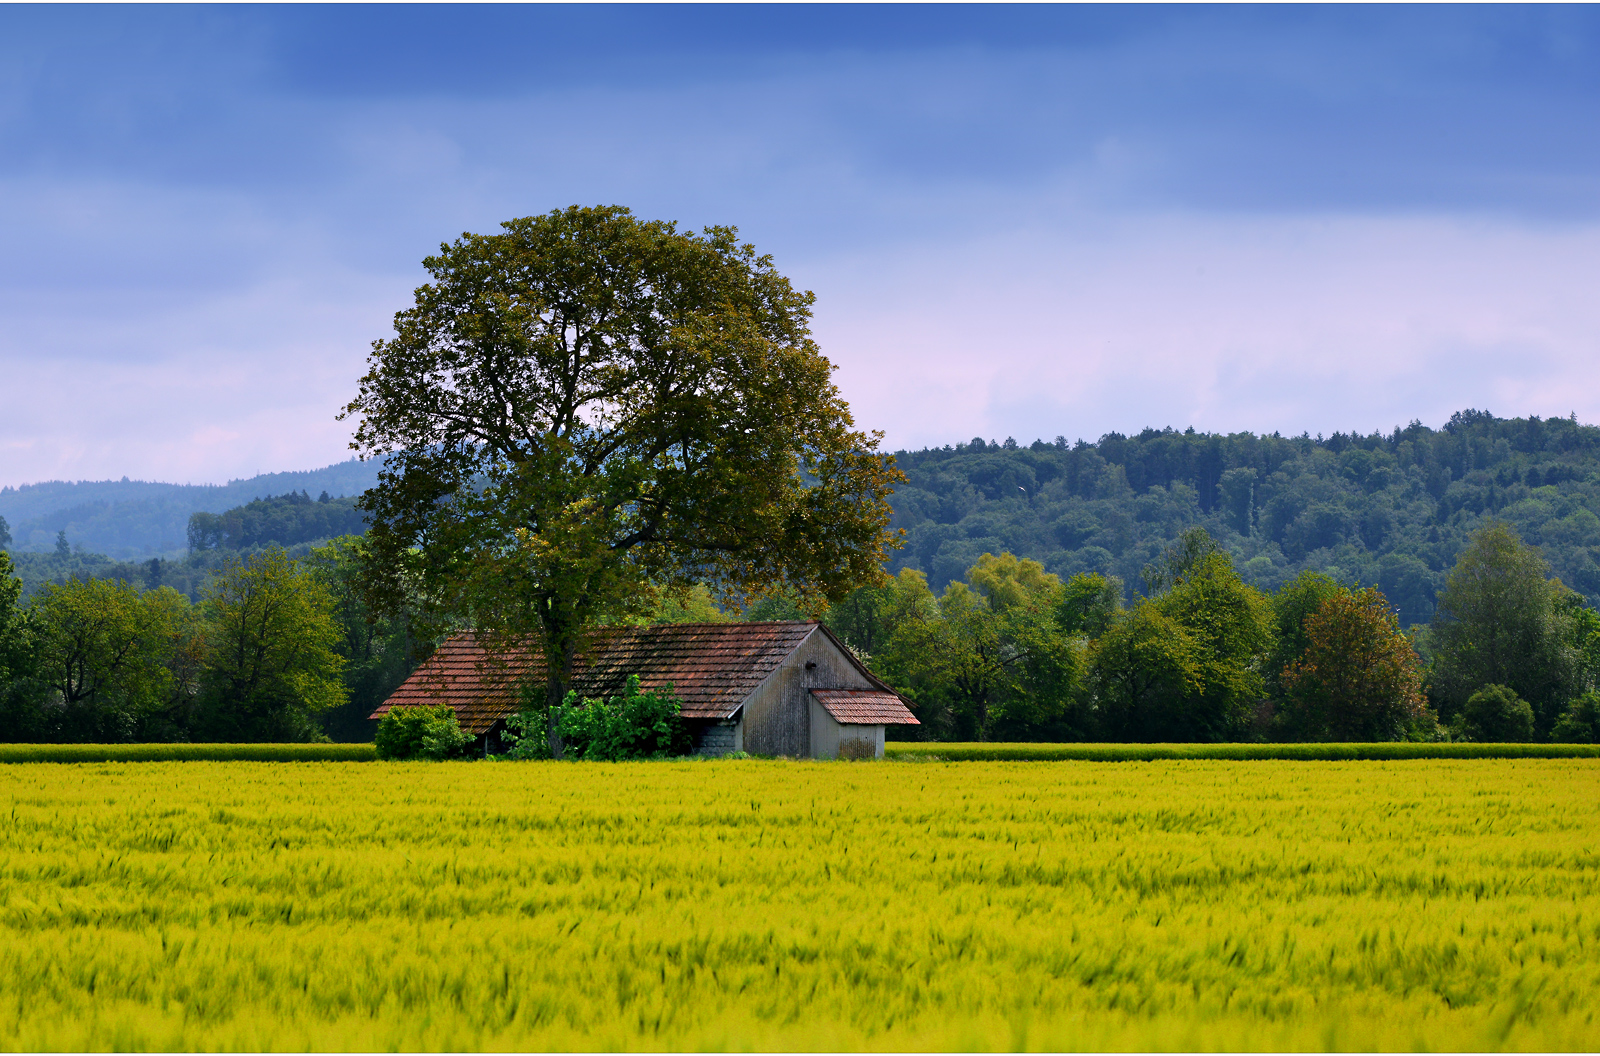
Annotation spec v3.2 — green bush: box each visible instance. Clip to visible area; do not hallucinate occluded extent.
[0,743,376,763]
[501,707,553,760]
[374,705,470,760]
[1552,692,1600,744]
[554,676,693,761]
[882,742,1600,762]
[1456,685,1536,743]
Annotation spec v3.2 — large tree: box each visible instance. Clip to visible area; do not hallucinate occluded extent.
[343,206,901,743]
[1087,600,1203,740]
[885,553,1080,740]
[1429,521,1578,735]
[28,577,177,742]
[1280,587,1426,741]
[195,548,346,742]
[1133,530,1275,741]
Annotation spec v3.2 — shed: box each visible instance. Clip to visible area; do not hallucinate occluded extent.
[368,621,919,758]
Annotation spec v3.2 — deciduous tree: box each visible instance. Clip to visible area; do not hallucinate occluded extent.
[1455,684,1535,742]
[1430,522,1577,734]
[343,206,901,750]
[28,577,175,742]
[196,547,346,742]
[1056,572,1123,639]
[305,536,432,741]
[1146,534,1275,740]
[885,554,1079,740]
[1281,587,1426,740]
[1088,601,1203,740]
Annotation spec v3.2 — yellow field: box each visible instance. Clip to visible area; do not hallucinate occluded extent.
[2,759,1598,1052]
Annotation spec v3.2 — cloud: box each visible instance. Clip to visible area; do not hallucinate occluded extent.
[2,8,1599,485]
[807,212,1600,449]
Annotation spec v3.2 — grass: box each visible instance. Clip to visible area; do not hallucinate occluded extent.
[2,758,1599,1050]
[0,743,377,763]
[884,741,1600,762]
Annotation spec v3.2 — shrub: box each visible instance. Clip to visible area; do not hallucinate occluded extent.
[1552,692,1600,744]
[554,676,693,761]
[1455,684,1536,743]
[501,705,553,760]
[375,705,470,760]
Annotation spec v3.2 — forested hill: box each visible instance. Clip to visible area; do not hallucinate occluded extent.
[8,410,1600,626]
[0,459,381,559]
[887,411,1600,626]
[187,491,367,552]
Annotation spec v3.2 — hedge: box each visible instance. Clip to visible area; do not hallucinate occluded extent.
[0,743,378,763]
[884,742,1600,762]
[4,742,1596,764]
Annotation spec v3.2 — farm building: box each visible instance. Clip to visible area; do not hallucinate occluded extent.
[369,621,919,758]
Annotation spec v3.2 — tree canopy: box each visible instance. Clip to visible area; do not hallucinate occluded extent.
[342,205,901,737]
[1428,521,1578,735]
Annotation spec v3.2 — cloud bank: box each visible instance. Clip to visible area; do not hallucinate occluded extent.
[1,7,1597,485]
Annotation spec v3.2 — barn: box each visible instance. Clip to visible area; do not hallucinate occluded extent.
[368,620,920,759]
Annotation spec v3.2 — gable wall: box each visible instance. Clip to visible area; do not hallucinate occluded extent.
[741,629,875,757]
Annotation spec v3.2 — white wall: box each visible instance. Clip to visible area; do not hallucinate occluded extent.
[807,699,885,760]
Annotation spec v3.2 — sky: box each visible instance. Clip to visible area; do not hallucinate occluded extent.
[2,4,1599,488]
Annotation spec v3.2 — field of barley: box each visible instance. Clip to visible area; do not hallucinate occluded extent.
[2,758,1598,1051]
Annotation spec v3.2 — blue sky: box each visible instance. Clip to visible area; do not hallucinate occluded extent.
[3,4,1599,486]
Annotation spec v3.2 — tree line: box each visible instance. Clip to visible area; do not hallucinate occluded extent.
[186,491,367,552]
[6,517,1599,747]
[782,521,1600,745]
[0,539,423,744]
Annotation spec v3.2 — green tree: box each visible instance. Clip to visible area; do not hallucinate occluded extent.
[1142,526,1227,595]
[1551,692,1600,743]
[0,514,11,550]
[1087,601,1203,740]
[343,206,902,751]
[0,552,26,684]
[1146,538,1275,740]
[305,536,432,742]
[1430,522,1577,735]
[825,567,938,660]
[195,547,347,742]
[884,554,1080,740]
[1455,684,1536,742]
[0,551,44,741]
[1267,572,1345,697]
[1056,572,1123,638]
[645,584,731,625]
[1280,587,1426,741]
[28,578,176,742]
[1216,467,1256,537]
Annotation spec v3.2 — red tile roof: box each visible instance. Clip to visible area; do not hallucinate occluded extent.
[371,621,823,734]
[810,689,921,726]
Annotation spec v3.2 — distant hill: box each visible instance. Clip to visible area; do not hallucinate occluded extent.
[887,410,1600,626]
[8,410,1600,629]
[188,491,367,552]
[0,460,382,559]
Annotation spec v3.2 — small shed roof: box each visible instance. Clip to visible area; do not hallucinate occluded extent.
[810,689,921,726]
[372,621,831,735]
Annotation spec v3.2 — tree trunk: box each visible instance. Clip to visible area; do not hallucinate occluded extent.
[542,621,581,758]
